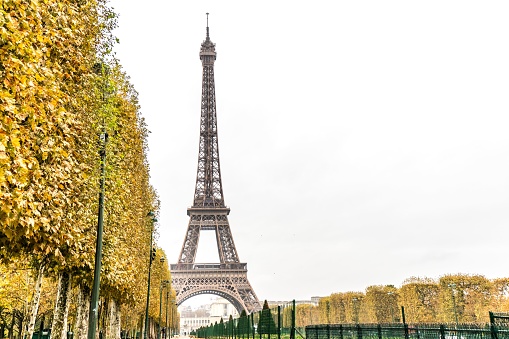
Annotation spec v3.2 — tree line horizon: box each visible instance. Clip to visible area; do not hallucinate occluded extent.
[298,274,509,325]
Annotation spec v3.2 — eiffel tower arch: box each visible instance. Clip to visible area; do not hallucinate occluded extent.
[170,15,261,314]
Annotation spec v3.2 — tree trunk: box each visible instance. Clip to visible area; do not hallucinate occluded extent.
[74,285,91,339]
[107,299,121,339]
[150,318,155,339]
[51,272,72,339]
[17,315,23,339]
[98,298,106,339]
[8,311,15,339]
[26,264,46,339]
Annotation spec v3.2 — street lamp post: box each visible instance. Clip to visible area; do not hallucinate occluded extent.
[388,292,395,323]
[352,298,359,324]
[448,283,459,326]
[165,290,169,339]
[171,296,177,337]
[326,300,330,324]
[158,261,169,339]
[157,280,170,339]
[87,131,108,339]
[144,212,157,339]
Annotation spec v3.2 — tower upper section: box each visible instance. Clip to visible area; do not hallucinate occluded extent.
[200,24,216,65]
[192,15,225,209]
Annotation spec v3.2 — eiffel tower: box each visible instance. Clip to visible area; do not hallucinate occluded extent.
[170,15,261,314]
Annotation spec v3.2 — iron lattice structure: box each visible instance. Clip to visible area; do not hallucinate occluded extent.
[171,19,261,314]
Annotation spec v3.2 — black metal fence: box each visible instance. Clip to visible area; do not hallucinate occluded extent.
[195,300,297,339]
[195,302,509,339]
[305,323,509,339]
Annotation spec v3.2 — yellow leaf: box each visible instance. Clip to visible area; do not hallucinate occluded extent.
[3,97,16,112]
[10,136,20,148]
[0,151,8,164]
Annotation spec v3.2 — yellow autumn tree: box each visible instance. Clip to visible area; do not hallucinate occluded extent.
[364,285,398,323]
[1,2,172,339]
[438,274,491,324]
[399,277,439,323]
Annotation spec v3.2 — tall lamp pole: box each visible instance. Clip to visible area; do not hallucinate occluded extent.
[87,131,108,339]
[144,212,157,339]
[170,296,176,337]
[165,291,169,339]
[159,276,169,339]
[388,292,395,323]
[352,298,359,324]
[448,283,459,326]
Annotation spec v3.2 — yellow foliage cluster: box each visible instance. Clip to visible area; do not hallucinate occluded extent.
[301,274,509,325]
[0,0,174,337]
[0,0,102,263]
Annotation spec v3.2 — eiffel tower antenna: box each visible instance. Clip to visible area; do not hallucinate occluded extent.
[206,13,210,39]
[171,15,261,314]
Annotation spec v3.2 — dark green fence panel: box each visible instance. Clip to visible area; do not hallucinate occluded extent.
[306,324,509,339]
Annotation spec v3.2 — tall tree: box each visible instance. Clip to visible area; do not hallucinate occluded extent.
[237,310,250,336]
[258,300,277,335]
[365,285,398,323]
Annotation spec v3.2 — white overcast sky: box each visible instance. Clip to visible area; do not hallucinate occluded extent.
[108,1,509,307]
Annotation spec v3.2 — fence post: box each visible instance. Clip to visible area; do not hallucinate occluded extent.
[327,325,330,339]
[489,312,498,339]
[277,306,281,339]
[253,313,256,339]
[377,324,382,339]
[401,306,408,339]
[339,325,343,339]
[259,311,262,339]
[356,325,362,339]
[290,300,296,339]
[439,325,445,339]
[39,316,45,339]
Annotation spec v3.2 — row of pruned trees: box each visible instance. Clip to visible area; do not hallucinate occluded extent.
[0,249,178,339]
[195,301,278,338]
[297,274,509,326]
[0,1,176,339]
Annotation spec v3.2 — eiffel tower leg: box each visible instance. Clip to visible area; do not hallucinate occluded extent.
[215,216,239,263]
[177,218,201,263]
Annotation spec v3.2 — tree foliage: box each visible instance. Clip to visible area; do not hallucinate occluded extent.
[0,1,175,338]
[302,275,509,326]
[237,310,250,335]
[258,300,277,334]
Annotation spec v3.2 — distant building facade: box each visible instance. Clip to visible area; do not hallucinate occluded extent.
[179,297,239,335]
[267,297,321,307]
